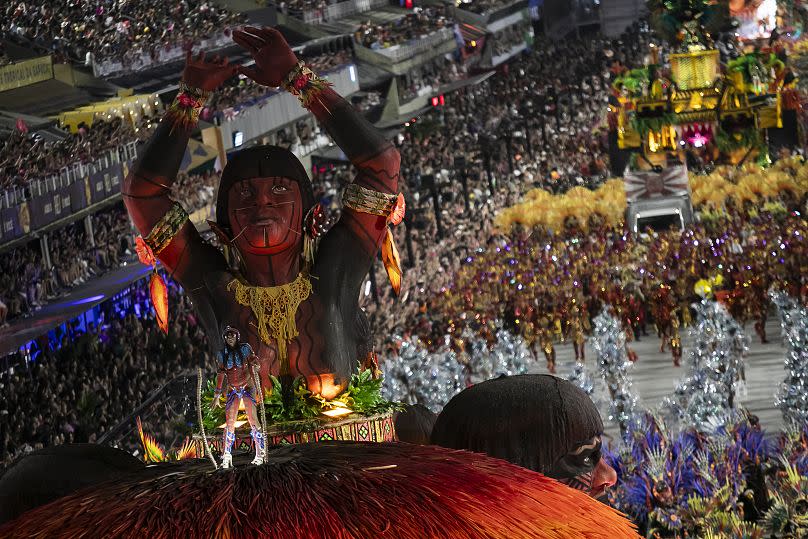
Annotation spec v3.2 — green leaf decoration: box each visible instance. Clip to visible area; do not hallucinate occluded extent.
[199,379,223,433]
[630,112,677,137]
[197,366,402,433]
[612,67,651,96]
[714,127,762,154]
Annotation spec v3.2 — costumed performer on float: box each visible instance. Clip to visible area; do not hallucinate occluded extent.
[122,27,403,403]
[213,326,264,468]
[431,374,618,500]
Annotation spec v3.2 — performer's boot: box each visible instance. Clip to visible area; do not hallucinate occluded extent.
[221,431,236,469]
[250,427,266,466]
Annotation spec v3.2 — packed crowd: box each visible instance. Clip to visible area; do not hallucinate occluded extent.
[491,23,533,58]
[0,282,210,467]
[398,56,468,103]
[0,170,220,325]
[204,50,353,117]
[0,204,133,324]
[1,0,243,70]
[354,7,450,50]
[275,0,328,19]
[1,22,672,466]
[350,90,383,113]
[0,117,156,191]
[360,28,649,339]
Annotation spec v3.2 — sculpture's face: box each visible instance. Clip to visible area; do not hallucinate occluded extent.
[228,176,303,255]
[225,332,237,348]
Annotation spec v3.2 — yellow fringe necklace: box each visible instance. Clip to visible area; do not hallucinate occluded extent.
[227,272,313,373]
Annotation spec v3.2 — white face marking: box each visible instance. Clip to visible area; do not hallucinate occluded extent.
[571,436,601,455]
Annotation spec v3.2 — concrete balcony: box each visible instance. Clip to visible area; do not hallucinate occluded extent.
[354,28,457,76]
[90,33,233,78]
[216,64,360,151]
[449,0,528,30]
[288,0,391,24]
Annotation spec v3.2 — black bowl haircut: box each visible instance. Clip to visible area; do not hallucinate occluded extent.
[430,374,603,476]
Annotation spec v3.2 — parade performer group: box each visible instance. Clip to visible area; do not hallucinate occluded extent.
[411,200,806,369]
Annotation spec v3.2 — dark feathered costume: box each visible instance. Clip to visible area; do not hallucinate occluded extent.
[0,444,144,525]
[393,403,437,445]
[0,441,639,538]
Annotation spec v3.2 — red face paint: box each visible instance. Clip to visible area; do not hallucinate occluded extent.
[228,177,303,255]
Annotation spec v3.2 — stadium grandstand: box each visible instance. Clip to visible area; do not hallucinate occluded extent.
[1,0,805,537]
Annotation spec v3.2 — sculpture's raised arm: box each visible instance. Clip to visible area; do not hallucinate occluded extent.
[122,52,236,292]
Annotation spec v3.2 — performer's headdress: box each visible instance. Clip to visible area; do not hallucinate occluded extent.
[222,326,240,341]
[211,145,323,267]
[431,374,603,477]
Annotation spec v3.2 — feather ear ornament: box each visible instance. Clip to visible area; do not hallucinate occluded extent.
[381,228,402,296]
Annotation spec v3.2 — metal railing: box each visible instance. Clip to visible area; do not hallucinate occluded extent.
[449,0,527,28]
[97,372,198,449]
[370,28,455,63]
[0,141,138,210]
[291,0,389,24]
[91,33,233,78]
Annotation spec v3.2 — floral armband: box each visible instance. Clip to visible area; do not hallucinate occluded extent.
[166,82,211,134]
[132,202,188,335]
[281,61,332,109]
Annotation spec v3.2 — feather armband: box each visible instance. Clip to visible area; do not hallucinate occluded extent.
[134,202,189,334]
[343,184,406,296]
[166,82,210,134]
[281,61,333,110]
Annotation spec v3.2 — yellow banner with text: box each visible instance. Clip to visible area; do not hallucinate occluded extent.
[0,56,53,93]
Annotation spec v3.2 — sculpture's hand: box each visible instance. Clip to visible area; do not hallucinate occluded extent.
[233,26,298,87]
[181,51,238,92]
[212,393,223,409]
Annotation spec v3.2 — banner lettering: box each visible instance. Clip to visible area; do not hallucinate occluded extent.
[0,56,53,92]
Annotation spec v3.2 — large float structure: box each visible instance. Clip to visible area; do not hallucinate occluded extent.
[614,45,786,167]
[609,0,802,231]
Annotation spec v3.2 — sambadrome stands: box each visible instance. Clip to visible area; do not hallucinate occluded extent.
[0,0,805,537]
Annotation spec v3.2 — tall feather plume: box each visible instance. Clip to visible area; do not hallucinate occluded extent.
[136,416,166,463]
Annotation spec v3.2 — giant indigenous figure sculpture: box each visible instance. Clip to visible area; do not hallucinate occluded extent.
[123,27,401,401]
